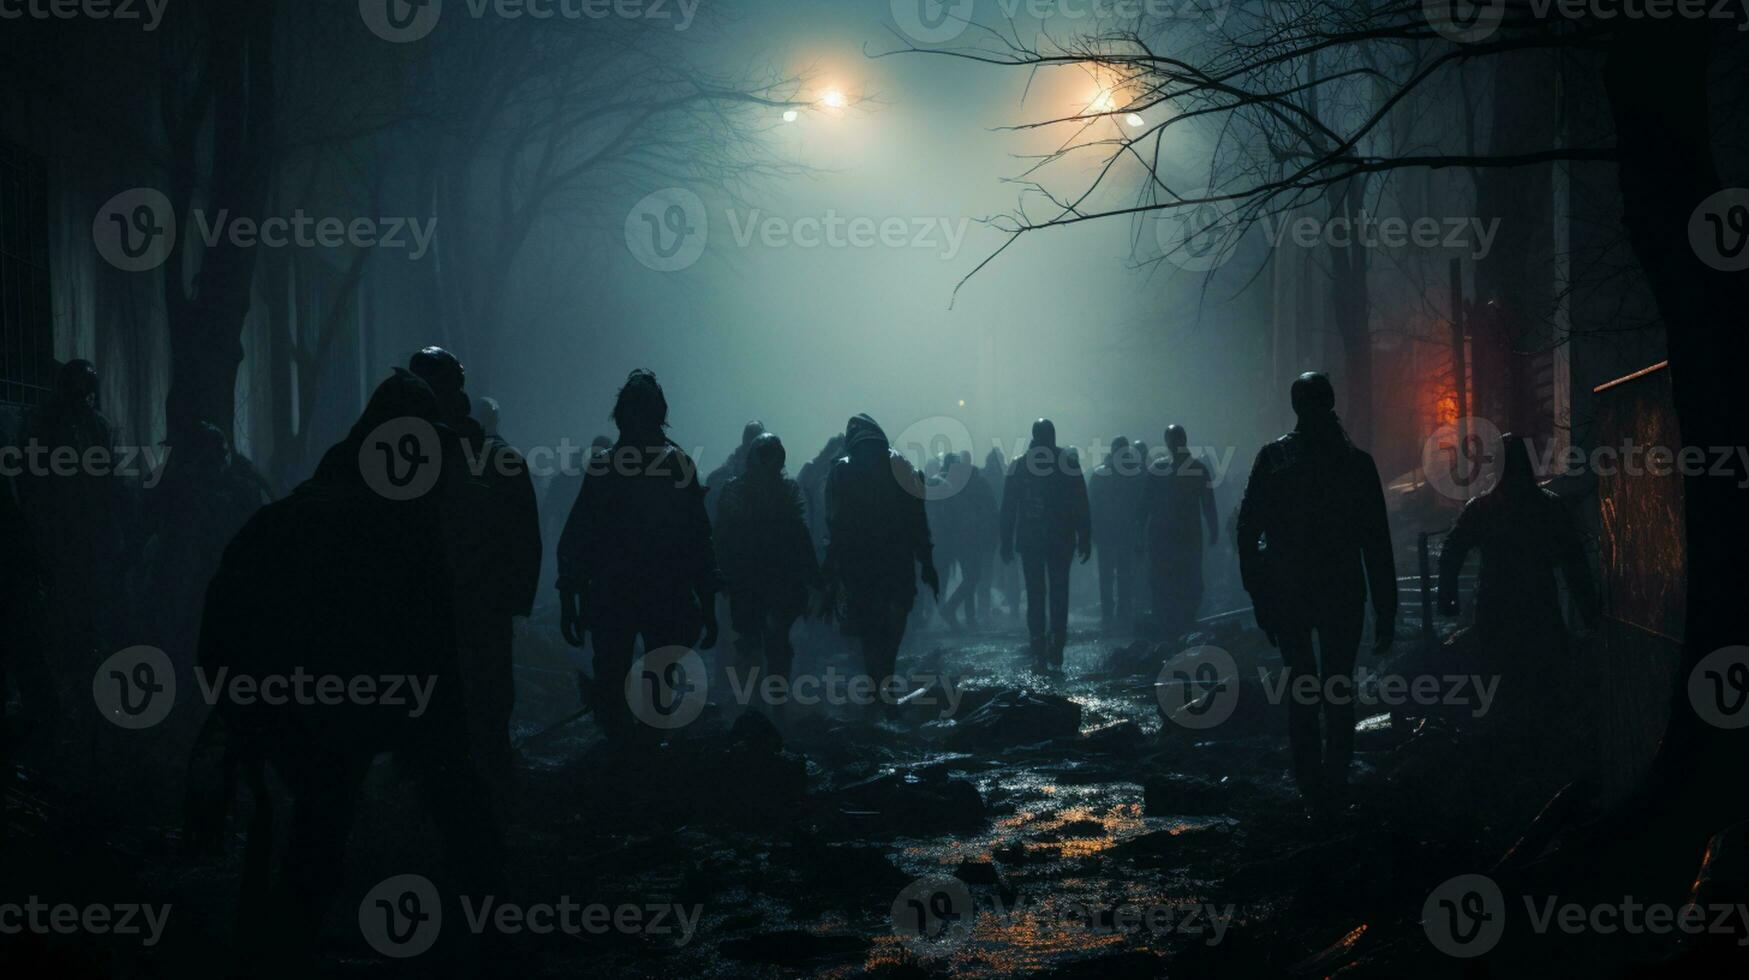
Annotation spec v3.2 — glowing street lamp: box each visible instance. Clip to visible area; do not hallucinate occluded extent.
[1124,112,1146,129]
[783,109,799,123]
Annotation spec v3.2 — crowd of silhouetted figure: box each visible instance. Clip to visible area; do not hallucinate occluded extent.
[0,355,1600,968]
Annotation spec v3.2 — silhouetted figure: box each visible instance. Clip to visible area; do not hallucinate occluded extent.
[1139,425,1220,640]
[557,370,720,744]
[542,434,611,579]
[191,369,500,967]
[18,359,125,677]
[1089,435,1145,630]
[933,452,998,630]
[797,433,845,562]
[716,433,820,704]
[1439,434,1597,766]
[137,422,271,683]
[411,348,542,782]
[822,414,939,700]
[983,446,1019,617]
[705,419,767,521]
[1000,420,1092,671]
[1237,373,1396,809]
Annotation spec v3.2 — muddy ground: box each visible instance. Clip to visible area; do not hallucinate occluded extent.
[1,598,1722,978]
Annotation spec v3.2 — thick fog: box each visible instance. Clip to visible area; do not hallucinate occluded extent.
[490,0,1270,475]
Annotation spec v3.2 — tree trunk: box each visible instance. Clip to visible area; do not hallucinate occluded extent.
[1593,18,1749,889]
[163,0,275,447]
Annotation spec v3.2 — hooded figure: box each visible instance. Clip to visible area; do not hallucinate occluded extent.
[1437,434,1597,769]
[705,419,768,521]
[409,347,542,781]
[822,414,939,701]
[1089,435,1145,629]
[999,419,1093,671]
[191,368,501,962]
[1236,373,1396,810]
[1137,424,1220,639]
[556,370,721,744]
[931,451,999,630]
[716,433,821,699]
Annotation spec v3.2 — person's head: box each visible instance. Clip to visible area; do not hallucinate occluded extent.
[746,432,785,480]
[474,396,501,437]
[1165,424,1188,455]
[740,420,766,449]
[354,368,440,443]
[56,359,100,410]
[1497,433,1536,494]
[985,446,1006,470]
[845,413,889,463]
[612,369,668,436]
[1031,418,1057,449]
[409,347,468,420]
[1290,372,1336,418]
[939,451,959,478]
[590,434,613,452]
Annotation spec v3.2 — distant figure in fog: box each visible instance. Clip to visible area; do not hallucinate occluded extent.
[716,433,820,704]
[1438,433,1598,646]
[931,451,998,631]
[822,414,939,706]
[983,446,1019,617]
[1438,434,1597,764]
[797,433,845,562]
[557,370,720,744]
[706,419,767,521]
[1000,419,1092,672]
[1089,435,1145,630]
[411,348,542,780]
[1139,425,1220,640]
[1237,373,1396,811]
